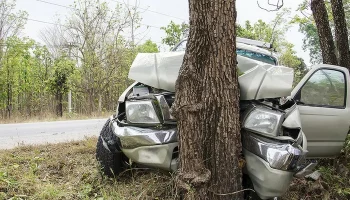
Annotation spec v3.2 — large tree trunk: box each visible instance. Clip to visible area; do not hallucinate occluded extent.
[172,0,242,199]
[311,0,338,65]
[331,0,350,68]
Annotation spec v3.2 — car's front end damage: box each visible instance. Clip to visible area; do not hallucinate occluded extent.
[102,86,308,199]
[98,47,311,199]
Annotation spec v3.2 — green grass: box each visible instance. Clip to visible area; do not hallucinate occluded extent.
[1,136,349,200]
[0,137,175,200]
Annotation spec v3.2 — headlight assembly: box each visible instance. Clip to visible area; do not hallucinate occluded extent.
[243,106,285,137]
[242,132,306,171]
[126,100,161,124]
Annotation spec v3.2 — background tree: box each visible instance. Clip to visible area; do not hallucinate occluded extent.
[160,21,189,48]
[296,0,350,67]
[331,0,350,68]
[62,0,133,114]
[172,0,242,199]
[48,56,75,117]
[311,0,338,65]
[0,0,160,120]
[237,11,306,83]
[136,39,159,53]
[0,0,27,41]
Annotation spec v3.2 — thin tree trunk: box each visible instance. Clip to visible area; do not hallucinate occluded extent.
[311,0,338,65]
[98,94,102,113]
[6,61,11,119]
[56,92,63,117]
[331,0,350,68]
[173,0,242,199]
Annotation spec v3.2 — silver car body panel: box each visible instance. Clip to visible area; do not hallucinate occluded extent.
[282,106,302,129]
[110,102,307,198]
[122,142,178,171]
[128,52,294,100]
[291,64,350,157]
[111,121,177,149]
[243,149,294,200]
[118,82,137,103]
[110,40,350,199]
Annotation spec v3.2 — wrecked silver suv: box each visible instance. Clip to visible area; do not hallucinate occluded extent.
[96,38,350,199]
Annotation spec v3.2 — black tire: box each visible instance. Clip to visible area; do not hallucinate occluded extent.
[96,119,123,177]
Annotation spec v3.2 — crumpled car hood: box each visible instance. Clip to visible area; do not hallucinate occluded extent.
[128,52,294,100]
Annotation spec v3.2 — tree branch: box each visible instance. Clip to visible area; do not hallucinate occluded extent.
[257,0,284,12]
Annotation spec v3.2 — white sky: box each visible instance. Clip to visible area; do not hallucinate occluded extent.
[15,0,310,64]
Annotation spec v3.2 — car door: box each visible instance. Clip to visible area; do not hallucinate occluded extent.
[291,64,350,158]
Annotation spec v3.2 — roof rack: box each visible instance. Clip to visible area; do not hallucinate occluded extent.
[177,37,273,50]
[237,37,273,49]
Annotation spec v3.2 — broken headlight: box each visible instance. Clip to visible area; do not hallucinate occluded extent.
[242,132,305,171]
[126,100,161,124]
[243,106,284,137]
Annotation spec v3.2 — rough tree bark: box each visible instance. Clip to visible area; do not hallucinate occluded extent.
[172,0,242,199]
[331,0,350,68]
[311,0,338,65]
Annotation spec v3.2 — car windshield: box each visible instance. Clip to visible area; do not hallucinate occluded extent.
[173,40,277,65]
[236,49,276,65]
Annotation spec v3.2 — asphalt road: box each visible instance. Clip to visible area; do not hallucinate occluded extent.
[0,118,107,149]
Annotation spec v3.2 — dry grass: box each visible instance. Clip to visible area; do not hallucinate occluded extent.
[0,112,110,124]
[1,137,349,200]
[0,137,175,200]
[282,136,350,200]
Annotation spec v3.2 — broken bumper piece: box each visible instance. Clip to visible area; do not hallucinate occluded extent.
[122,143,178,171]
[111,121,177,149]
[111,121,178,171]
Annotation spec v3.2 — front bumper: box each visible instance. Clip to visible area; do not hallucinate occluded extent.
[244,149,294,199]
[123,142,178,171]
[109,118,306,199]
[111,120,178,171]
[111,120,177,149]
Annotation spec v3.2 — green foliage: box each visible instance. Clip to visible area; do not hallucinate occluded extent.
[237,20,274,43]
[0,0,162,120]
[161,21,189,48]
[0,37,47,117]
[237,8,291,49]
[292,0,350,64]
[279,43,302,67]
[278,42,307,84]
[48,56,75,96]
[236,10,308,82]
[291,14,322,64]
[136,39,159,53]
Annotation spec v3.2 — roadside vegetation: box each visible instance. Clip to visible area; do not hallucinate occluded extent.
[0,136,349,200]
[0,137,176,200]
[284,136,350,200]
[0,112,110,124]
[0,0,307,123]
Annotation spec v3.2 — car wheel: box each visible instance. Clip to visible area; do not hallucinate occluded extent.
[96,119,123,177]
